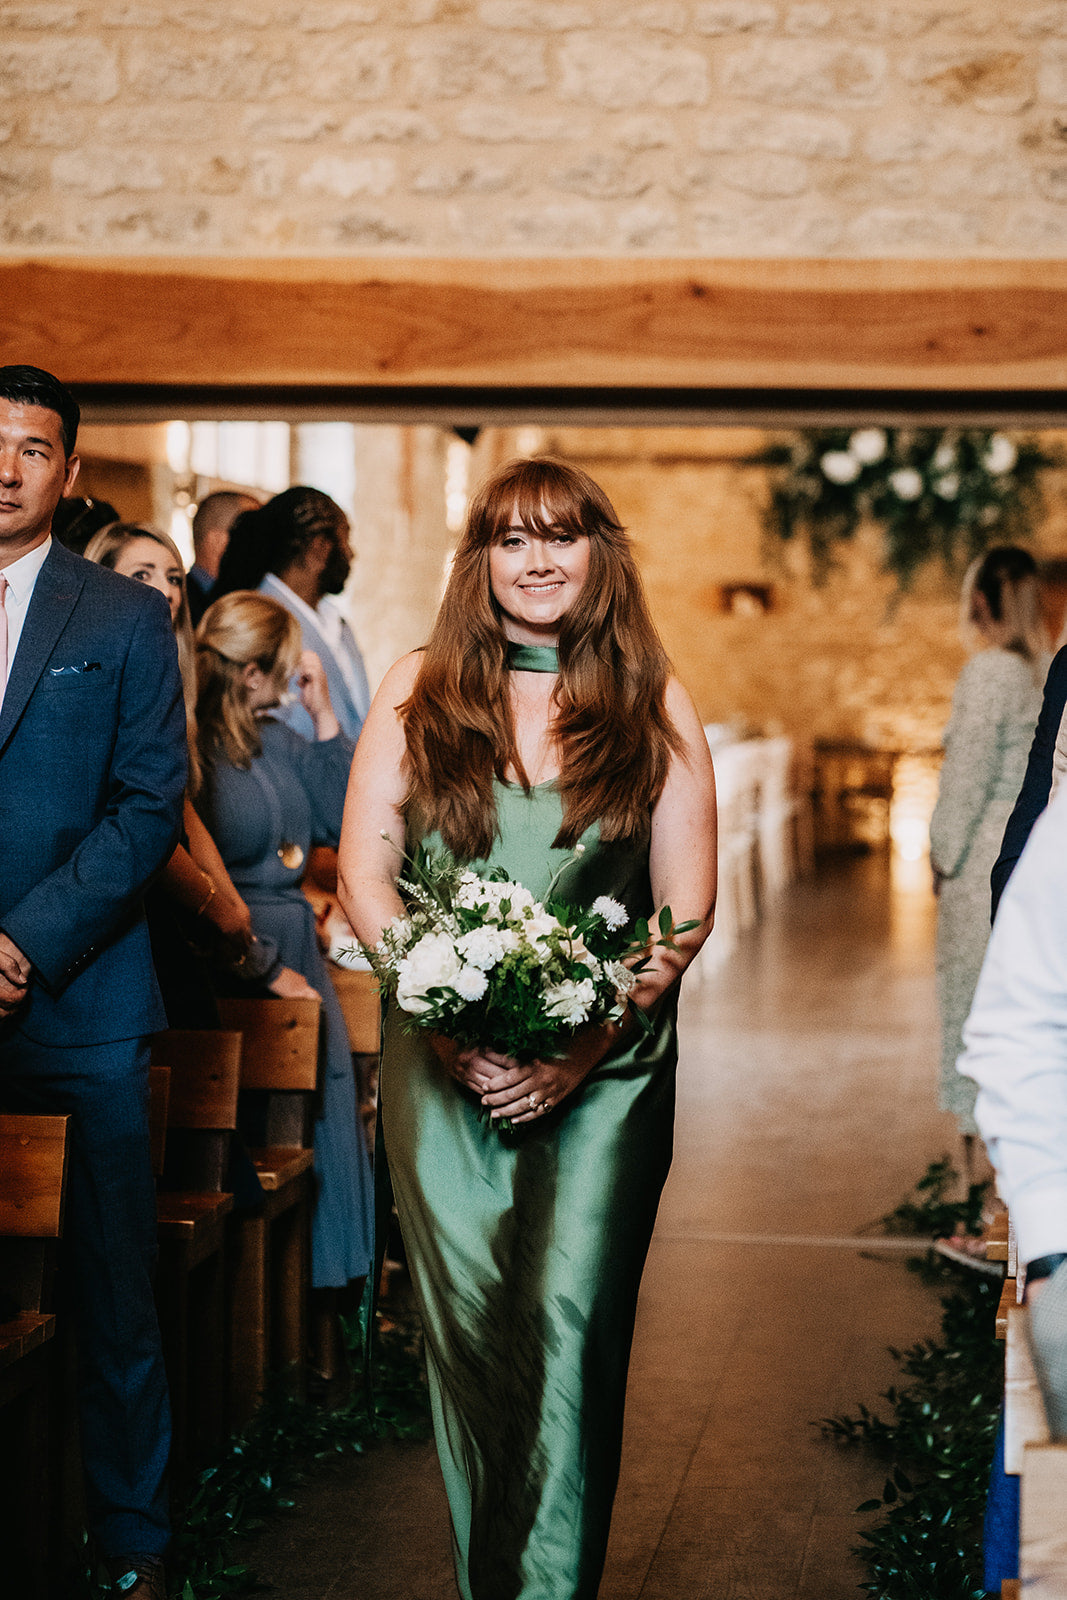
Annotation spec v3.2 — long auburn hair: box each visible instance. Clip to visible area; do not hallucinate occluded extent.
[83,521,202,796]
[402,457,681,860]
[195,591,301,771]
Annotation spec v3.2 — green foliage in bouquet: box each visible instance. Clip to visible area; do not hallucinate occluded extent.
[764,426,1055,585]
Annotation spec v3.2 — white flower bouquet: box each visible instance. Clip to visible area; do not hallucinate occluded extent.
[363,843,693,1124]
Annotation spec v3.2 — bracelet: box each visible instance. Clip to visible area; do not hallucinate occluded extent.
[194,874,217,918]
[1025,1252,1067,1287]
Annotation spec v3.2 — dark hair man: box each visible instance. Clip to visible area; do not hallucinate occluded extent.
[0,364,186,1599]
[187,488,259,625]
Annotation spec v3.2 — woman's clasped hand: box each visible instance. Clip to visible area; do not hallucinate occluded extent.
[430,1021,620,1124]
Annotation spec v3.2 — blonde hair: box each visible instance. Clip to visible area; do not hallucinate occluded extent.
[959,545,1045,681]
[195,591,301,770]
[83,521,201,794]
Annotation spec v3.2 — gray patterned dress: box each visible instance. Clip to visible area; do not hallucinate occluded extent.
[929,647,1043,1134]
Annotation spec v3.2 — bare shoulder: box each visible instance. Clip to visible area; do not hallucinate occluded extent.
[665,676,709,746]
[371,650,423,710]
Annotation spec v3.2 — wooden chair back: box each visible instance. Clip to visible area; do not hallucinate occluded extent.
[0,1115,70,1315]
[217,997,320,1091]
[150,1032,242,1130]
[329,965,381,1055]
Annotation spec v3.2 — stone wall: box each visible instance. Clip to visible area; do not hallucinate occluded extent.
[5,1,1067,255]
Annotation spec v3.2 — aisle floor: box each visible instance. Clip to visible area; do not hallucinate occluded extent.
[245,852,964,1598]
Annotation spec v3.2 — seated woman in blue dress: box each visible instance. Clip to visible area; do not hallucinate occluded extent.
[195,590,374,1378]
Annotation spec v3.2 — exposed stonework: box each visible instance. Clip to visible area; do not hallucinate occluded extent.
[5,2,1067,253]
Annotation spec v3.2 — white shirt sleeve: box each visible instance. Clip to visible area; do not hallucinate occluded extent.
[960,781,1067,1264]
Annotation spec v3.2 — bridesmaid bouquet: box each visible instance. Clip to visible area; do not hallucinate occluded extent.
[362,842,694,1084]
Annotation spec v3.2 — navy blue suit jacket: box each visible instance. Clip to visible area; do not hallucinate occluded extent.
[990,644,1067,920]
[0,540,187,1045]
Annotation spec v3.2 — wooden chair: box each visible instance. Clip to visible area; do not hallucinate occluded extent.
[217,996,320,1426]
[329,962,381,1142]
[150,1031,241,1477]
[0,1114,70,1600]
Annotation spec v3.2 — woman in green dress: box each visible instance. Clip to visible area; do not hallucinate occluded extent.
[338,458,717,1600]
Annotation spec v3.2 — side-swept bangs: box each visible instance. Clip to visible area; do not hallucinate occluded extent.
[466,457,625,549]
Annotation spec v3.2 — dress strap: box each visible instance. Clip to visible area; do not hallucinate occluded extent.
[507,643,559,673]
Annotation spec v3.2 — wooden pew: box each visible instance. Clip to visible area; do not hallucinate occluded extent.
[217,996,319,1426]
[0,1114,70,1600]
[150,1031,241,1479]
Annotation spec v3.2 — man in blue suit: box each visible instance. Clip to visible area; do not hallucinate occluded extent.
[0,366,186,1599]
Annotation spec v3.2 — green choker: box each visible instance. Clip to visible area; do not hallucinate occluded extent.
[506,643,559,673]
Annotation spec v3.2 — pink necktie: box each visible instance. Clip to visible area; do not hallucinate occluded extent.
[0,573,8,695]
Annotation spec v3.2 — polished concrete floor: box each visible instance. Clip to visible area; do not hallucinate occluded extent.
[245,851,962,1598]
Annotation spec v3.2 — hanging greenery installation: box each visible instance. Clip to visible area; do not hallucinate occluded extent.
[764,427,1054,585]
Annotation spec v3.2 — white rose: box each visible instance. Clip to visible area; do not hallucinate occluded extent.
[984,433,1018,475]
[395,932,464,1015]
[932,441,957,473]
[591,895,628,931]
[933,472,960,500]
[849,427,886,465]
[820,449,861,485]
[453,964,489,1002]
[542,977,597,1026]
[522,910,565,943]
[889,467,923,502]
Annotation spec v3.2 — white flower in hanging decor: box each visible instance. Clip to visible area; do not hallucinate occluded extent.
[820,449,862,484]
[932,441,958,472]
[849,427,887,465]
[889,467,924,502]
[984,434,1018,475]
[933,472,961,501]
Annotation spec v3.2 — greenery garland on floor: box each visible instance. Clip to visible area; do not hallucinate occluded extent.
[821,1162,1003,1600]
[79,1316,431,1600]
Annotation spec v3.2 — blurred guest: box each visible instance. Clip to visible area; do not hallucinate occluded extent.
[51,492,119,554]
[195,591,373,1372]
[214,486,370,742]
[83,522,311,1019]
[188,489,259,625]
[930,547,1046,1187]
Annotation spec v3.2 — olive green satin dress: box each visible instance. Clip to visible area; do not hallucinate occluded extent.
[380,776,678,1600]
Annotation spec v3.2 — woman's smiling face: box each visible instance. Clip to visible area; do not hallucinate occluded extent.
[488,506,591,646]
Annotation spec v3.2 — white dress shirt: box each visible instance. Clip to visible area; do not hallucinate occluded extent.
[0,534,51,700]
[261,571,371,725]
[960,779,1067,1264]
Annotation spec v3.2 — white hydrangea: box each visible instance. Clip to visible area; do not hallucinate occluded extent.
[542,977,597,1025]
[453,964,489,1002]
[820,449,861,485]
[591,895,627,931]
[456,925,517,970]
[984,433,1018,475]
[889,467,923,502]
[396,932,464,1015]
[849,427,886,465]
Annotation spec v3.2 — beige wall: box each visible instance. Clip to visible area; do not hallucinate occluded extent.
[4,2,1067,257]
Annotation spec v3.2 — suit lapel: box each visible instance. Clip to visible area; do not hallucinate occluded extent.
[0,542,86,755]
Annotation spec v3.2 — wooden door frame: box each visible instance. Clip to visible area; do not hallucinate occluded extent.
[4,256,1067,423]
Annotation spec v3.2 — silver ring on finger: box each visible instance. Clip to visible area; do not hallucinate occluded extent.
[528,1092,538,1109]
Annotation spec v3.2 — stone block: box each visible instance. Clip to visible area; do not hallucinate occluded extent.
[1020,113,1067,153]
[408,32,547,98]
[1002,201,1067,246]
[250,152,288,200]
[193,155,248,196]
[0,38,118,102]
[477,0,592,25]
[1034,161,1067,200]
[296,37,394,99]
[0,123,12,143]
[782,2,834,33]
[343,109,440,142]
[330,209,422,245]
[0,5,83,28]
[412,160,513,194]
[616,200,679,247]
[720,151,812,196]
[1018,4,1067,38]
[616,113,675,150]
[846,203,986,252]
[52,147,164,196]
[0,152,39,198]
[79,198,216,247]
[718,40,887,105]
[289,2,381,25]
[124,39,295,101]
[98,4,165,24]
[863,117,1008,163]
[902,49,1034,114]
[558,35,709,110]
[697,108,852,157]
[454,106,583,141]
[297,154,396,198]
[692,197,843,251]
[554,153,650,199]
[612,3,689,32]
[692,1,777,33]
[1039,45,1067,105]
[97,104,227,140]
[460,198,607,248]
[244,110,342,142]
[930,155,1028,199]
